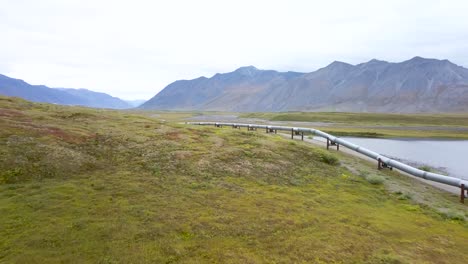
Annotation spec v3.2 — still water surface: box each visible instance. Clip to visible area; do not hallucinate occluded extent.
[317,137,468,180]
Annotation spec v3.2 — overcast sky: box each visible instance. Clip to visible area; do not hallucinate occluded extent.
[1,0,468,100]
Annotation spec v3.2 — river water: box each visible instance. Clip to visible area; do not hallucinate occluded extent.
[328,137,468,180]
[187,115,468,180]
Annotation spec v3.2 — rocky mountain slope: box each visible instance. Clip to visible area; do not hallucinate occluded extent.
[0,74,132,109]
[140,57,468,112]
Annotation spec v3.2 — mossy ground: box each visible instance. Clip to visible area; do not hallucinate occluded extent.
[1,96,468,263]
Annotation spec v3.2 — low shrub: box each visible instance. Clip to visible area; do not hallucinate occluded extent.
[418,166,432,172]
[442,211,465,222]
[366,175,385,185]
[394,191,413,201]
[319,152,340,165]
[0,168,23,184]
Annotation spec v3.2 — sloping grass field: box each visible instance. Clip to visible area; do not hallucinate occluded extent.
[1,96,468,263]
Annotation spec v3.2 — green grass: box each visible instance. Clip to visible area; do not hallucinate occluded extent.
[1,96,468,263]
[241,112,468,127]
[241,112,468,139]
[365,175,385,185]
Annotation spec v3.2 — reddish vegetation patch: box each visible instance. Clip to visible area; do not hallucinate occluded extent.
[165,131,182,140]
[0,108,25,118]
[42,127,77,142]
[11,121,88,143]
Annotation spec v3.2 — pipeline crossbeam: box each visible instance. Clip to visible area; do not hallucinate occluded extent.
[187,121,468,190]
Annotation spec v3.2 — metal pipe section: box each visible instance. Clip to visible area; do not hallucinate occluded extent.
[188,121,468,189]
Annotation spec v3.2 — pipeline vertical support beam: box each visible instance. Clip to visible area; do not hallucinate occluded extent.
[188,122,466,193]
[301,132,304,141]
[326,138,338,150]
[266,127,269,133]
[461,184,465,204]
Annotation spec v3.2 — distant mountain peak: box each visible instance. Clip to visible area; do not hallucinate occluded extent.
[328,61,352,67]
[321,61,354,72]
[403,56,457,67]
[405,56,431,64]
[237,65,258,70]
[234,66,260,76]
[140,56,468,113]
[367,58,388,64]
[406,56,444,63]
[0,73,132,109]
[410,56,425,61]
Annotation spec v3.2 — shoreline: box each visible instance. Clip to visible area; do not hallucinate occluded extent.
[185,115,468,140]
[278,133,462,196]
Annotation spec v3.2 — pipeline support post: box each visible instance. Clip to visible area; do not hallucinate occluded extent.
[293,130,301,140]
[378,158,393,171]
[301,132,304,141]
[461,184,466,204]
[188,122,467,197]
[326,138,339,151]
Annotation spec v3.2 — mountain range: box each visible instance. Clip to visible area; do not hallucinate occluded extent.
[0,74,132,109]
[140,57,468,113]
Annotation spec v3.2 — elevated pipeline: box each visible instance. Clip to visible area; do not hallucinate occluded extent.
[187,121,468,203]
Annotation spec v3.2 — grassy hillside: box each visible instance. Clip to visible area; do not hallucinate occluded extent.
[1,96,468,263]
